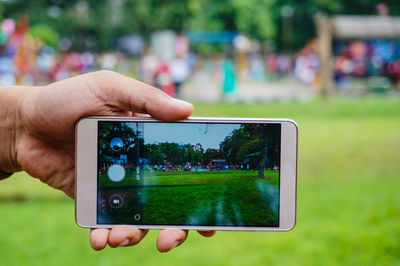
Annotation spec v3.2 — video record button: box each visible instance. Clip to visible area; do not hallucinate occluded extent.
[109,194,123,208]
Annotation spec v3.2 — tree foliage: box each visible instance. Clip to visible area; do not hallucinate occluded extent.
[219,124,280,176]
[99,122,280,175]
[98,121,139,163]
[1,0,399,51]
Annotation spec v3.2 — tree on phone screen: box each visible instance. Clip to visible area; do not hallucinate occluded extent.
[220,124,280,177]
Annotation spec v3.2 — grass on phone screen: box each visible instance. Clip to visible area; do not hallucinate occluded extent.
[99,170,279,226]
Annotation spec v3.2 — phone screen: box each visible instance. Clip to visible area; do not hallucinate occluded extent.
[97,121,281,227]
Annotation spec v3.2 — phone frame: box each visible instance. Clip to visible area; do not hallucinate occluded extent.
[75,116,298,231]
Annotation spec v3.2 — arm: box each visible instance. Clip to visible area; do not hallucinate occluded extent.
[0,71,215,251]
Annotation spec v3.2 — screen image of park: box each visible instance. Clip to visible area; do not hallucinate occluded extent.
[97,121,281,227]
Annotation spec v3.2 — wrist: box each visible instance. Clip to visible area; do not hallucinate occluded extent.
[0,86,30,178]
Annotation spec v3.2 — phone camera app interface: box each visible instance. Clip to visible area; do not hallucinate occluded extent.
[107,164,126,182]
[109,194,123,208]
[110,137,123,151]
[97,121,281,227]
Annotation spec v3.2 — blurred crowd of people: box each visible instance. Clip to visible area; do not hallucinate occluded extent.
[139,35,192,97]
[0,15,321,94]
[1,16,399,94]
[0,18,194,98]
[334,40,400,86]
[0,17,142,86]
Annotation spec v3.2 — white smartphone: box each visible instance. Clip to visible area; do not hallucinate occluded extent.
[75,117,298,231]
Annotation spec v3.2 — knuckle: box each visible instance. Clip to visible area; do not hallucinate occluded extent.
[85,70,119,100]
[90,70,116,87]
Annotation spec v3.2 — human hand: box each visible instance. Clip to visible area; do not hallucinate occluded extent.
[0,70,215,251]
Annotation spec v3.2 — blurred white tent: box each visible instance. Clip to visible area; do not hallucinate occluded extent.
[332,15,400,39]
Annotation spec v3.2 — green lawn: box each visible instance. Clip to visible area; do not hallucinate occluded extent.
[99,170,279,226]
[99,170,279,188]
[99,170,279,225]
[1,97,399,265]
[143,170,279,186]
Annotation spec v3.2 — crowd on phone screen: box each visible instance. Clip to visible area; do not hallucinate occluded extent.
[1,17,399,95]
[99,161,279,175]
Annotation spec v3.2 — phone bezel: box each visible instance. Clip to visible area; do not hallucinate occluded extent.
[75,117,297,231]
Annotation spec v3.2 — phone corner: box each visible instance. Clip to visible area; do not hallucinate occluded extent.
[74,209,82,228]
[75,116,90,131]
[281,220,297,232]
[286,119,299,131]
[74,216,91,229]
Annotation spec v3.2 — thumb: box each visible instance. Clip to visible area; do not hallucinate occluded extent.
[85,71,194,121]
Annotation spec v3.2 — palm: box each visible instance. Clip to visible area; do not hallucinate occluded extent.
[18,133,76,197]
[17,73,129,197]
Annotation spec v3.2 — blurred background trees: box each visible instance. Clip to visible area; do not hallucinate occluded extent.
[2,0,399,52]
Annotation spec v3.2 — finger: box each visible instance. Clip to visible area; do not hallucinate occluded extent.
[131,112,151,118]
[197,230,216,238]
[90,228,110,251]
[87,71,194,121]
[156,229,188,253]
[108,225,148,248]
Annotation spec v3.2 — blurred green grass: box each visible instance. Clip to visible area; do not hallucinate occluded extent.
[0,97,399,265]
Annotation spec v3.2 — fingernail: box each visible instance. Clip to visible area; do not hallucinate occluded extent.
[171,98,193,107]
[118,239,130,247]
